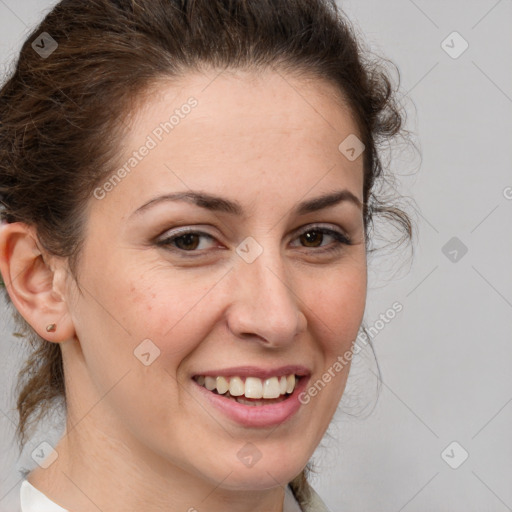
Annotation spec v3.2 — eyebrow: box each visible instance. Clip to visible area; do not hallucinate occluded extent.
[131,189,362,219]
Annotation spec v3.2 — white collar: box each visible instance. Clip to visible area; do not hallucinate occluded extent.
[20,480,303,511]
[20,480,69,512]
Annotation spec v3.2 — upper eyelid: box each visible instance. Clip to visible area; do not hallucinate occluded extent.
[156,223,350,245]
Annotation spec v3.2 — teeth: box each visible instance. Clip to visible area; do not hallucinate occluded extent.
[286,375,295,394]
[196,373,299,399]
[245,377,263,398]
[279,376,287,395]
[229,376,244,396]
[216,376,229,395]
[263,376,280,399]
[205,376,216,391]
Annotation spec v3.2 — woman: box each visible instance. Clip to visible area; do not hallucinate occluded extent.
[0,0,412,510]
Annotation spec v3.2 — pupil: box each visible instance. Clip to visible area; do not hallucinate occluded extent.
[302,230,321,247]
[177,234,199,250]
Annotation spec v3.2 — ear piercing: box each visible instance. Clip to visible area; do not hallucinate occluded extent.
[46,323,57,332]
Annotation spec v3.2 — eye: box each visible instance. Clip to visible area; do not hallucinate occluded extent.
[156,224,352,256]
[290,225,352,254]
[156,228,218,253]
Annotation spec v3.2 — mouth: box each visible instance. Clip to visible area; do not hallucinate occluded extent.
[190,365,311,427]
[192,374,302,407]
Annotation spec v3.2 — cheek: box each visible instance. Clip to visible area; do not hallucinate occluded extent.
[301,270,366,423]
[308,263,367,352]
[119,274,223,360]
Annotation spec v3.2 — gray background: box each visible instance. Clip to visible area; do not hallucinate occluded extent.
[1,0,511,511]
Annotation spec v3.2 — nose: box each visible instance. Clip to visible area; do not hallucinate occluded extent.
[225,244,307,347]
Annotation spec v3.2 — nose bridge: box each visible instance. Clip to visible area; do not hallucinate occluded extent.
[227,238,305,345]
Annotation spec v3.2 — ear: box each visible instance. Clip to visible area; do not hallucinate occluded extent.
[0,221,76,343]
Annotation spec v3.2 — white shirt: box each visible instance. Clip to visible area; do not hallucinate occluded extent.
[20,480,303,512]
[19,481,68,512]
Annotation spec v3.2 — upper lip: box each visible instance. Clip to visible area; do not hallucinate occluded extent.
[192,365,311,380]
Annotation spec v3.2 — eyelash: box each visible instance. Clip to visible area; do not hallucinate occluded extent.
[156,224,352,257]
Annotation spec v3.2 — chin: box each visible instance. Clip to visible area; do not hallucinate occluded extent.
[219,469,299,491]
[201,454,305,491]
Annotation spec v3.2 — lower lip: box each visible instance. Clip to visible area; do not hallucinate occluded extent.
[192,376,310,428]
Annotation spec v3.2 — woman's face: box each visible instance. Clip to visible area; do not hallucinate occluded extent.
[62,69,367,490]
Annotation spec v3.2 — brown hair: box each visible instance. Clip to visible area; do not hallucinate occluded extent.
[0,0,413,505]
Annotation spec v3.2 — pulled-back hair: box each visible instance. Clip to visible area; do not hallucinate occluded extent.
[0,0,412,505]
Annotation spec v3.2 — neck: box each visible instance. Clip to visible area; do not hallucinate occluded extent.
[27,419,288,512]
[26,342,293,511]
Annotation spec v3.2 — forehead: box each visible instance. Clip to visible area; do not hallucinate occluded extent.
[97,69,364,217]
[134,68,360,148]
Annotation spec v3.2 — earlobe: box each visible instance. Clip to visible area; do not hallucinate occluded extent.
[0,222,76,343]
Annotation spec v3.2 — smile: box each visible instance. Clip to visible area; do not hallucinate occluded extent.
[193,374,299,405]
[191,367,311,427]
